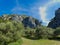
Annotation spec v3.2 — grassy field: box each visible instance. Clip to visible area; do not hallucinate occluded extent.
[22,38,60,45]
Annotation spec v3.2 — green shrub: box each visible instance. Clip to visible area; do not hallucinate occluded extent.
[22,26,54,39]
[53,27,60,39]
[0,21,23,45]
[8,39,22,45]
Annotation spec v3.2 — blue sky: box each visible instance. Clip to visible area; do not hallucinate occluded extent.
[0,0,60,26]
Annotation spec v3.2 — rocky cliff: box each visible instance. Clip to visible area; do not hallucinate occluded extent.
[1,14,41,28]
[48,8,60,29]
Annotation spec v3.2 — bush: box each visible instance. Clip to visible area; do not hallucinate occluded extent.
[35,26,54,39]
[53,27,60,39]
[0,21,23,45]
[22,26,54,39]
[8,39,22,45]
[22,27,35,39]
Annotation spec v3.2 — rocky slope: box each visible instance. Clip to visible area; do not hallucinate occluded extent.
[1,14,41,28]
[48,8,60,29]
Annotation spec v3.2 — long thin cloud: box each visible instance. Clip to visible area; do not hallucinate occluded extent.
[16,0,20,6]
[11,0,28,14]
[11,0,20,13]
[39,0,60,26]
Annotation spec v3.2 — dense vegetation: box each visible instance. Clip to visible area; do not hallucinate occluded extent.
[0,14,60,45]
[0,18,23,45]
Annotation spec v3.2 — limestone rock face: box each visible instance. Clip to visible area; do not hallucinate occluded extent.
[22,16,41,28]
[1,14,41,28]
[48,8,60,28]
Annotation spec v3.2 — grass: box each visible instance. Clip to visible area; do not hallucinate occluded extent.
[8,39,22,45]
[22,38,60,45]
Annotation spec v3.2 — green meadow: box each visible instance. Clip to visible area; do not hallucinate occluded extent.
[22,38,60,45]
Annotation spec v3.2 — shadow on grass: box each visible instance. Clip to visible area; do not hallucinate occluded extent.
[23,36,60,41]
[49,37,60,41]
[22,36,41,40]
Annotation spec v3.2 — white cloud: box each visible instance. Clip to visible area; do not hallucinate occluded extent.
[39,0,60,26]
[39,7,49,26]
[39,7,47,22]
[11,6,28,12]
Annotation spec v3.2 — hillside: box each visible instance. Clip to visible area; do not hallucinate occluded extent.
[48,8,60,28]
[1,14,41,28]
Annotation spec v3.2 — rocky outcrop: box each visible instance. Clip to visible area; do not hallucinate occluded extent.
[1,14,41,28]
[48,8,60,29]
[22,16,41,28]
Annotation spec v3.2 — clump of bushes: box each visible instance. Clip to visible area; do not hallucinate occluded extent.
[0,21,23,45]
[53,27,60,40]
[22,26,54,39]
[22,25,60,40]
